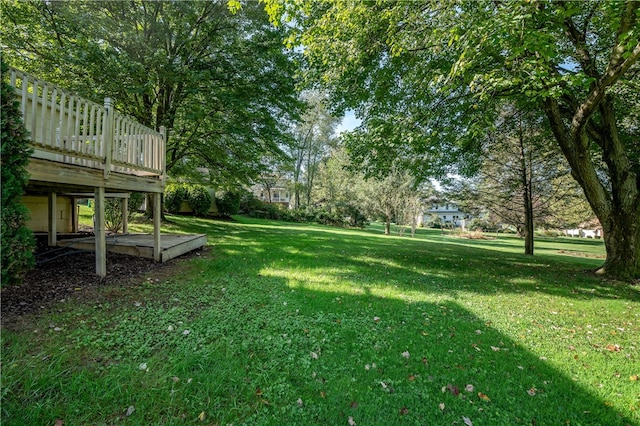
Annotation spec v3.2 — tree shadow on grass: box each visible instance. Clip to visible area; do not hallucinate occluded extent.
[214,219,638,303]
[2,217,637,425]
[239,285,637,425]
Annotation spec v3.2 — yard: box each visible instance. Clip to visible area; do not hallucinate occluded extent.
[1,215,638,425]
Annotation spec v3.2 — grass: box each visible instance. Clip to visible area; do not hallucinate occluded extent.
[2,215,639,425]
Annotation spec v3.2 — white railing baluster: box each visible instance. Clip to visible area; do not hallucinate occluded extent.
[8,66,164,177]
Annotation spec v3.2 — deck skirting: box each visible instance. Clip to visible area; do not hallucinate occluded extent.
[57,233,207,262]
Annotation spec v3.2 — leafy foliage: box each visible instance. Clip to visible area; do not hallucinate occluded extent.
[1,58,35,285]
[271,0,640,278]
[216,191,241,217]
[103,193,146,233]
[2,1,303,188]
[163,184,189,214]
[187,186,212,217]
[164,183,211,217]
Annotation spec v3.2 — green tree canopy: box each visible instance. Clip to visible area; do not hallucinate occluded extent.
[265,0,640,280]
[2,0,303,187]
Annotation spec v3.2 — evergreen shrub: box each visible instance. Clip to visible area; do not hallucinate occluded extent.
[1,59,35,285]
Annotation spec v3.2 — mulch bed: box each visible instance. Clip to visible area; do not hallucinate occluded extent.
[1,235,199,323]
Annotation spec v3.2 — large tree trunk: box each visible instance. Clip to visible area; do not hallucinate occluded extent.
[597,196,640,278]
[544,96,640,280]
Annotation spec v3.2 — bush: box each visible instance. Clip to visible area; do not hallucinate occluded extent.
[103,192,147,233]
[104,198,123,233]
[164,183,189,213]
[239,192,264,214]
[468,218,500,233]
[216,191,241,217]
[129,192,145,213]
[1,59,35,285]
[187,185,212,217]
[164,183,212,216]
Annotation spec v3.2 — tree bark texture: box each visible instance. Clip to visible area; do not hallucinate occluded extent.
[544,95,640,280]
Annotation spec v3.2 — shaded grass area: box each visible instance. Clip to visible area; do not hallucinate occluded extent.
[2,216,639,425]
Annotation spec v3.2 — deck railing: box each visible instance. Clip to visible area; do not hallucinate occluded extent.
[7,67,165,179]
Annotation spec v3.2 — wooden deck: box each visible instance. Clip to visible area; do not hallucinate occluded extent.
[57,233,207,262]
[8,66,170,276]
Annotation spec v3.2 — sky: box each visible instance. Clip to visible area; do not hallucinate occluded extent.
[335,110,361,134]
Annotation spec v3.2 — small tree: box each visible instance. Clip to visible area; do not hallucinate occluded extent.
[1,59,35,285]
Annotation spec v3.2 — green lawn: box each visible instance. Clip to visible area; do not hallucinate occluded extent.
[2,216,639,425]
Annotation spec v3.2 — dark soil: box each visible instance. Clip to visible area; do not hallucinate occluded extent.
[1,235,200,323]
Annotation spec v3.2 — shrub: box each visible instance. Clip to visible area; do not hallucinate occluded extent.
[468,218,500,233]
[187,185,212,217]
[104,198,123,233]
[1,59,35,285]
[216,191,241,217]
[239,192,264,214]
[164,183,189,213]
[129,192,145,213]
[103,193,147,233]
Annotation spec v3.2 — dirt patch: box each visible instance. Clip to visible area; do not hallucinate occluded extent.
[1,237,205,326]
[557,249,606,259]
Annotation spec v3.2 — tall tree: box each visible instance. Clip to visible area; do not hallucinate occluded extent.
[284,91,339,208]
[265,0,640,280]
[2,0,302,187]
[466,104,571,255]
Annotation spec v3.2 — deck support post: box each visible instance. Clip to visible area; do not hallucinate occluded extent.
[71,197,79,233]
[122,197,128,234]
[153,192,161,262]
[95,186,107,277]
[48,192,57,246]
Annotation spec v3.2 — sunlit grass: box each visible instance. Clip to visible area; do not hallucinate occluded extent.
[2,215,638,425]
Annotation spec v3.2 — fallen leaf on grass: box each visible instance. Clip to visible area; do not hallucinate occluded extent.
[630,375,639,381]
[442,384,460,396]
[463,416,474,426]
[399,406,409,415]
[606,344,621,352]
[478,392,490,402]
[408,374,416,381]
[198,411,205,421]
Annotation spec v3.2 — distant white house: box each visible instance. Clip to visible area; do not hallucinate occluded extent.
[251,181,291,207]
[419,203,474,228]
